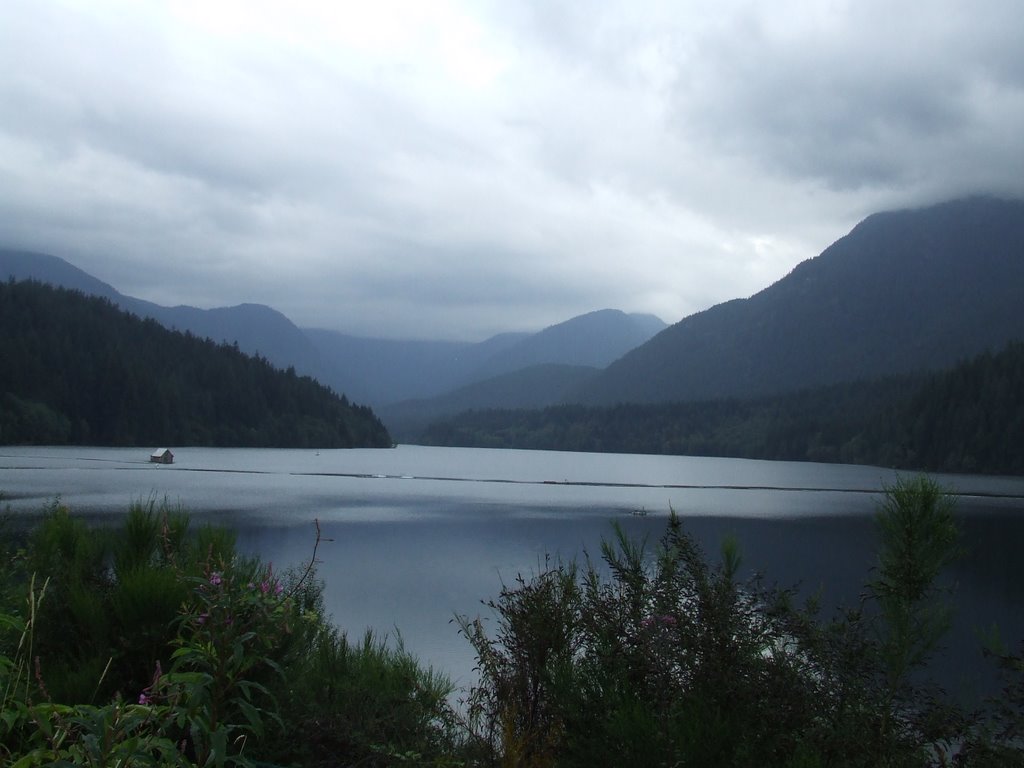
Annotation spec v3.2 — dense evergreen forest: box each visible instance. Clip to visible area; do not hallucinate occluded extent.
[0,279,391,448]
[422,341,1024,475]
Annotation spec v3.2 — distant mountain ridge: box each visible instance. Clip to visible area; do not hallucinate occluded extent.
[300,330,526,407]
[0,249,666,412]
[575,196,1024,404]
[470,309,667,379]
[303,310,666,407]
[378,363,600,441]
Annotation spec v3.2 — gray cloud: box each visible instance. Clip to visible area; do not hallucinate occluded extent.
[1,0,1021,340]
[672,0,1024,195]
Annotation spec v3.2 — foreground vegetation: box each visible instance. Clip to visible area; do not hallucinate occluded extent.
[423,341,1024,476]
[0,279,391,448]
[1,479,1022,766]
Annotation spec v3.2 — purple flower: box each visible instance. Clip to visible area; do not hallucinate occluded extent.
[138,692,150,705]
[209,572,223,587]
[641,615,677,629]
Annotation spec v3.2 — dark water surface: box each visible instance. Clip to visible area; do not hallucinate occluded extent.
[2,445,1022,699]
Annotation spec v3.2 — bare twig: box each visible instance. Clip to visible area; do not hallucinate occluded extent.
[286,518,332,600]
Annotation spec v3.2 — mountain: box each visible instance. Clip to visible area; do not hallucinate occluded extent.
[378,363,600,440]
[468,309,667,380]
[0,249,323,380]
[304,309,664,408]
[301,329,528,407]
[576,196,1024,404]
[2,249,665,412]
[0,280,390,447]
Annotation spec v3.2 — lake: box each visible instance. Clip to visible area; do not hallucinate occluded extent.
[2,444,1023,701]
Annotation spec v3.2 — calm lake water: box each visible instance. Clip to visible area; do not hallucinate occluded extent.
[2,445,1023,700]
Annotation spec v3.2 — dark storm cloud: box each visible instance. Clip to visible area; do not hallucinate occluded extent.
[0,0,1021,339]
[672,0,1024,195]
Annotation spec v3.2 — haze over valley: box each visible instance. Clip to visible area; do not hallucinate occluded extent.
[4,195,1023,474]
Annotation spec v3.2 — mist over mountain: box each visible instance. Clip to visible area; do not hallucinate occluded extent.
[1,249,664,413]
[469,309,667,379]
[300,330,526,406]
[304,310,664,408]
[8,196,1018,430]
[378,363,600,441]
[575,196,1024,405]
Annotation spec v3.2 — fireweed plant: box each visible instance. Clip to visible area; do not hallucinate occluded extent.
[152,561,293,765]
[0,503,459,766]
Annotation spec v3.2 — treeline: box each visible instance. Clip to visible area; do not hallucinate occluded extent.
[0,279,391,448]
[422,341,1024,475]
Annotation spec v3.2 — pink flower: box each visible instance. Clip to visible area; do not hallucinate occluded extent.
[138,692,150,705]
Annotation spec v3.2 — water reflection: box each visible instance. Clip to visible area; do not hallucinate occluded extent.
[233,506,1024,703]
[2,445,1021,701]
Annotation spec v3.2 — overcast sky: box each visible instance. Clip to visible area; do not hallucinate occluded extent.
[2,1,1022,340]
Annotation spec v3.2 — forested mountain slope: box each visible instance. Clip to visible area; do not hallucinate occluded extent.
[577,197,1024,404]
[423,341,1024,475]
[0,280,390,448]
[0,249,324,379]
[468,309,666,380]
[379,363,600,441]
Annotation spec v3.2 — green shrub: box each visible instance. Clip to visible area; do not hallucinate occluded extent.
[272,626,462,767]
[458,477,973,767]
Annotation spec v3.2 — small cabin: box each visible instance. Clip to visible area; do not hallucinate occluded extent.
[150,448,174,465]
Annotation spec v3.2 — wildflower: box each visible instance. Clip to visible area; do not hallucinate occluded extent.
[209,572,223,587]
[138,692,150,705]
